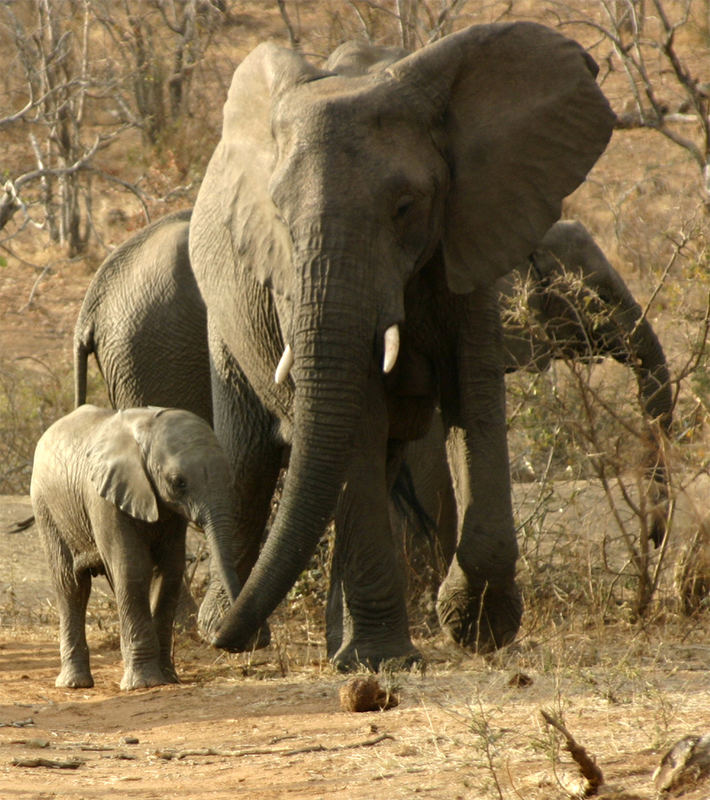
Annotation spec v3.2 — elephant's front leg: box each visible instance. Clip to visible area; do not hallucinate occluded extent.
[149,523,187,684]
[328,373,418,672]
[99,515,167,690]
[437,287,522,653]
[198,334,281,645]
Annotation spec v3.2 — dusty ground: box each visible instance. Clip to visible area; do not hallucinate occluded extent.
[2,493,710,800]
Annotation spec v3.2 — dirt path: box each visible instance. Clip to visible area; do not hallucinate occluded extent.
[2,497,710,800]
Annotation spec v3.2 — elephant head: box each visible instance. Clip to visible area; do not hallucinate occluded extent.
[500,219,672,545]
[190,23,615,653]
[87,407,242,603]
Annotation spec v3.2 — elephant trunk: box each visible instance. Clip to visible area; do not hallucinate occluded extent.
[626,313,672,548]
[626,316,672,434]
[198,505,243,605]
[213,248,375,651]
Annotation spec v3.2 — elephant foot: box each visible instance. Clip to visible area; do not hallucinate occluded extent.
[160,661,180,684]
[56,666,94,689]
[437,575,522,654]
[120,662,171,691]
[331,641,422,674]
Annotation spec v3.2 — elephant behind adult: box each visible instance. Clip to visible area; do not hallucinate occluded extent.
[501,220,671,434]
[189,24,615,668]
[74,208,212,423]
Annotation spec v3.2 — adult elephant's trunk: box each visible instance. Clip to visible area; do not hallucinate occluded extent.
[618,300,673,548]
[213,247,375,652]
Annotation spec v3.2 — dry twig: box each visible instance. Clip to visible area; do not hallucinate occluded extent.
[540,709,604,796]
[155,732,394,760]
[12,757,84,769]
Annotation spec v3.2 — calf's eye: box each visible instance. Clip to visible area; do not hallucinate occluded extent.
[169,475,187,493]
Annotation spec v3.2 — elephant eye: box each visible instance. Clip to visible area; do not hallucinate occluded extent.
[168,474,187,493]
[394,194,414,220]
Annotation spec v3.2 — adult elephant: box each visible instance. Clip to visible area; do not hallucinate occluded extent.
[74,208,211,423]
[398,220,673,581]
[189,23,615,670]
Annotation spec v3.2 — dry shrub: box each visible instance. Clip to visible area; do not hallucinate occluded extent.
[0,360,74,494]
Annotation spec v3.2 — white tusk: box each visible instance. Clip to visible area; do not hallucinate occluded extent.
[383,324,400,374]
[274,343,294,384]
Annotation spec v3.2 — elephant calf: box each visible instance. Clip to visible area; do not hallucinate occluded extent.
[30,405,242,691]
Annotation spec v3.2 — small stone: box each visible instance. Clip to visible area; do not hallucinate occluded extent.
[120,736,139,745]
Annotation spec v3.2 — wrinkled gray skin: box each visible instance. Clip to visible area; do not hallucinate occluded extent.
[73,210,238,638]
[188,24,615,669]
[398,220,673,581]
[30,405,242,690]
[74,209,211,423]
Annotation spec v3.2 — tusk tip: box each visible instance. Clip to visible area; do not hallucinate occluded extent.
[382,324,400,374]
[274,343,294,384]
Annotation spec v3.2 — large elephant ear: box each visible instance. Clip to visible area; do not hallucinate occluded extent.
[389,22,616,293]
[324,40,408,76]
[218,43,327,300]
[87,409,160,523]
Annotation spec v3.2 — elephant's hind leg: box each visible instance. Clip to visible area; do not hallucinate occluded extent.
[37,514,94,689]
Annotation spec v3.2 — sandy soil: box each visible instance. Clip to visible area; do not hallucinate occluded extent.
[2,496,710,800]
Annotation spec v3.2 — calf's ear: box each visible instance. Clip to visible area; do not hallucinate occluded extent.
[87,409,160,523]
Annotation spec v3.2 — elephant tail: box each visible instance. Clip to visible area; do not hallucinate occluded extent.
[391,461,438,544]
[73,322,95,408]
[5,515,35,534]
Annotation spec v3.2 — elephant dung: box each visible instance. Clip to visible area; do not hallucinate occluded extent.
[339,677,399,712]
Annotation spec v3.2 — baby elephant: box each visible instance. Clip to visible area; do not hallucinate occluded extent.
[31,404,242,691]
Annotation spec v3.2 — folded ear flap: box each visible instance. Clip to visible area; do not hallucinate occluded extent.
[324,40,409,76]
[216,43,327,301]
[389,22,615,293]
[87,409,160,523]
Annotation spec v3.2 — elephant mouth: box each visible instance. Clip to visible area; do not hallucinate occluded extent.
[437,581,522,654]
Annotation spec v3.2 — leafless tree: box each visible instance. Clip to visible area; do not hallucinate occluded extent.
[557,0,710,206]
[330,0,484,49]
[0,0,227,255]
[90,0,225,145]
[277,0,301,50]
[0,0,146,254]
